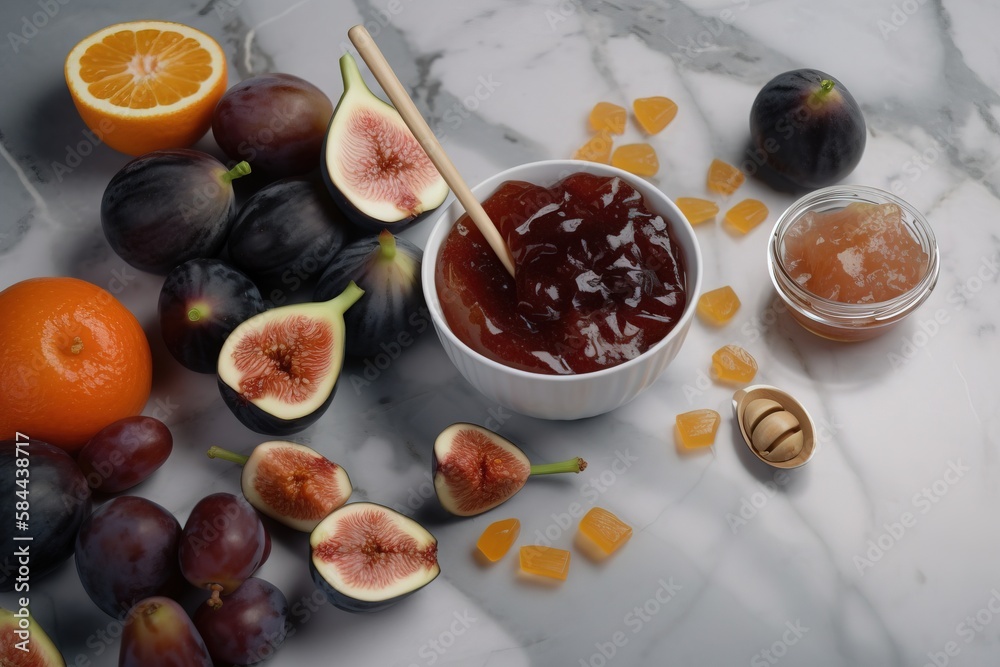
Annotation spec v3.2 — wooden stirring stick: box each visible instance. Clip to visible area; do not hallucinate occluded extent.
[348,24,516,277]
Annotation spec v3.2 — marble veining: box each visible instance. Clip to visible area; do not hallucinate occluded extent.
[2,0,1000,665]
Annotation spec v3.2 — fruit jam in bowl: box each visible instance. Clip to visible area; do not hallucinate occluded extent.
[422,160,703,420]
[768,185,940,342]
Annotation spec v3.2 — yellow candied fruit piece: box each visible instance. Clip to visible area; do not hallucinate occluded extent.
[633,96,677,135]
[589,102,627,134]
[711,344,758,384]
[578,507,632,555]
[520,545,571,581]
[611,143,659,177]
[725,199,769,234]
[573,129,613,164]
[675,197,719,225]
[675,409,722,448]
[476,518,520,562]
[697,286,741,325]
[707,158,745,195]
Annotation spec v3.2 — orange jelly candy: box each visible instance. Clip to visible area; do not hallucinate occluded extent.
[675,409,721,448]
[707,159,745,195]
[697,286,741,325]
[476,518,520,562]
[589,102,627,134]
[578,507,632,555]
[520,545,571,581]
[782,202,930,303]
[633,96,677,134]
[612,143,659,176]
[725,199,769,234]
[675,197,719,225]
[572,129,613,164]
[711,344,757,383]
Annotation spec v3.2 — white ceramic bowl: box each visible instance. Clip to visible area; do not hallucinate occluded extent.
[421,160,703,420]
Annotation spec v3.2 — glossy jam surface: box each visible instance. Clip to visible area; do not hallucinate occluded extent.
[437,173,688,375]
[782,202,929,303]
[578,507,632,554]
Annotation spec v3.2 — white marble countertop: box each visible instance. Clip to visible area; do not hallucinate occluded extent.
[3,0,1000,665]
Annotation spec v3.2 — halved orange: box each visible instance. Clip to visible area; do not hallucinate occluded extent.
[65,20,228,156]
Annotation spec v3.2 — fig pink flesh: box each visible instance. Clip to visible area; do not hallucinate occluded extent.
[313,508,437,589]
[231,315,334,402]
[339,108,439,215]
[254,447,343,521]
[438,428,530,514]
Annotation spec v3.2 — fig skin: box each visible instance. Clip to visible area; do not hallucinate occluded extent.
[749,68,866,190]
[159,259,265,373]
[227,177,350,300]
[314,230,424,358]
[101,149,251,274]
[119,597,213,667]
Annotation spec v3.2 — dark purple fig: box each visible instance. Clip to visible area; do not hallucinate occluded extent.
[0,440,90,591]
[749,68,866,190]
[212,73,333,179]
[322,53,448,233]
[217,282,364,436]
[193,577,288,665]
[159,258,265,373]
[75,496,182,618]
[433,423,587,517]
[77,416,172,493]
[309,502,439,612]
[119,597,212,667]
[227,177,349,301]
[314,230,423,357]
[101,149,251,274]
[207,441,352,532]
[0,608,65,666]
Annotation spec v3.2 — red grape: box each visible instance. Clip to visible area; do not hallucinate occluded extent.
[179,493,267,608]
[76,416,172,493]
[75,496,182,618]
[193,577,288,665]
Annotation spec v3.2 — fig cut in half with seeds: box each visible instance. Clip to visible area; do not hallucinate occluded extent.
[433,423,588,517]
[207,442,352,532]
[310,502,439,612]
[217,282,364,435]
[322,53,449,232]
[0,608,65,666]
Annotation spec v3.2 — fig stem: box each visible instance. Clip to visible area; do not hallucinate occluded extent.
[529,457,587,476]
[377,229,397,261]
[324,280,365,313]
[207,584,224,610]
[810,79,836,106]
[221,161,252,185]
[207,446,249,467]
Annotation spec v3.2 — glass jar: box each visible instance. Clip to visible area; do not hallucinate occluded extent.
[767,185,939,342]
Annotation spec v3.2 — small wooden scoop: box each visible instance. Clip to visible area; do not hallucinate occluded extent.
[348,25,515,277]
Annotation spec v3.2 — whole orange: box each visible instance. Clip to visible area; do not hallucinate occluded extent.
[0,277,153,452]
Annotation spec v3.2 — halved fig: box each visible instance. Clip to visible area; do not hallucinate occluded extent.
[310,502,439,613]
[434,423,587,517]
[314,230,424,358]
[322,53,449,232]
[0,608,65,666]
[217,282,364,435]
[207,442,352,532]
